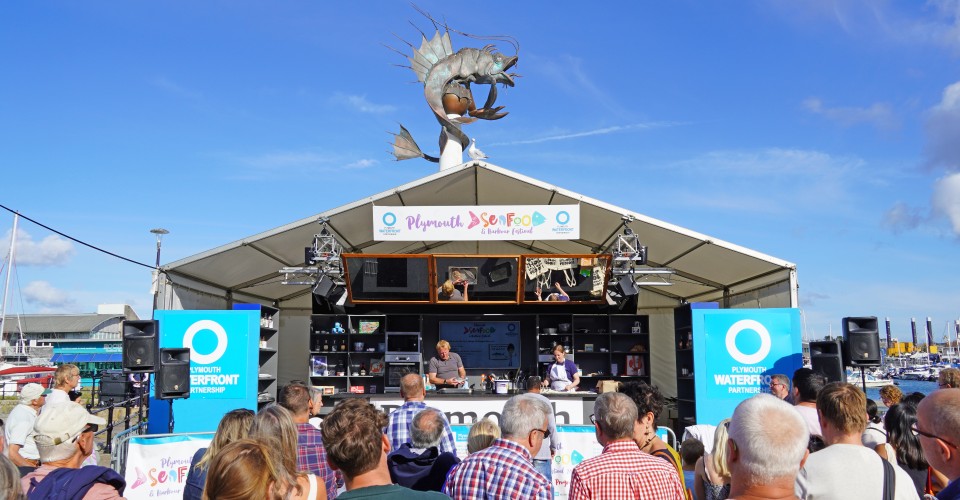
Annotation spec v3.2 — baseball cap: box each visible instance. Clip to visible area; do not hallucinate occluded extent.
[19,383,52,403]
[32,402,107,448]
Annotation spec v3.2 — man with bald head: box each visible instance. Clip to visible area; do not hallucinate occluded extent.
[917,389,960,499]
[386,373,457,456]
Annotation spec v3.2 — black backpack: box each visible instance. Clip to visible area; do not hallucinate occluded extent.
[27,466,126,500]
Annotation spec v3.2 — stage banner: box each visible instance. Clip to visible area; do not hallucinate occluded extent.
[373,205,579,241]
[123,433,213,500]
[693,308,804,425]
[148,310,258,434]
[451,424,601,500]
[373,396,587,425]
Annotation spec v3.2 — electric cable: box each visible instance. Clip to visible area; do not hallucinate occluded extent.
[0,203,154,270]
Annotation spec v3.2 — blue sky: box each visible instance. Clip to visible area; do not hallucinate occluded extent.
[1,1,958,342]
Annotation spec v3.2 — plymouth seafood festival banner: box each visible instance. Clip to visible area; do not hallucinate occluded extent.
[373,205,579,240]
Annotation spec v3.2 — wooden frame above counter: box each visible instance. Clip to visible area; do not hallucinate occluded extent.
[341,253,611,305]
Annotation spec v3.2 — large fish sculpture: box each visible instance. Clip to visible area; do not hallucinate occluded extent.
[391,30,518,163]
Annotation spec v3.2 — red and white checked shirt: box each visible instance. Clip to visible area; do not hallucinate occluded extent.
[569,439,685,500]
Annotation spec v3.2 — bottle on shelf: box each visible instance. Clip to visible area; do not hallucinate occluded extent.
[323,338,330,352]
[360,363,367,376]
[339,338,347,352]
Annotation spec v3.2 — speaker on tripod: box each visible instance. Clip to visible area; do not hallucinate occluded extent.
[810,339,846,383]
[842,316,881,367]
[155,348,190,400]
[122,320,159,373]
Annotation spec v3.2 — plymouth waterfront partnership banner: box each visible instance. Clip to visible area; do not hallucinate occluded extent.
[373,205,580,241]
[692,308,803,425]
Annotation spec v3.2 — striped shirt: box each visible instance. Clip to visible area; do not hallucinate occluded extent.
[569,439,685,500]
[386,401,457,457]
[443,438,552,500]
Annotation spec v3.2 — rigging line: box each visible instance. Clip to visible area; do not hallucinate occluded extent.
[0,203,154,270]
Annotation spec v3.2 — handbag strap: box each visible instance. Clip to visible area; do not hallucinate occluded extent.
[881,456,895,500]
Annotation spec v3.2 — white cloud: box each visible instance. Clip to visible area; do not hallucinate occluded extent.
[491,122,684,146]
[3,229,74,266]
[332,93,396,114]
[239,151,331,170]
[803,97,898,130]
[343,159,377,169]
[662,148,866,215]
[924,81,960,170]
[881,201,926,233]
[932,172,960,235]
[22,280,74,308]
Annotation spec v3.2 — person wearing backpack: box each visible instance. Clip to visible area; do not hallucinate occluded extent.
[21,401,125,499]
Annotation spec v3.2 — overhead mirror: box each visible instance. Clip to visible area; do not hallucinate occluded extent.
[520,255,610,303]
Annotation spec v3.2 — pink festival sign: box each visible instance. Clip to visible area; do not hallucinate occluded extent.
[373,205,580,241]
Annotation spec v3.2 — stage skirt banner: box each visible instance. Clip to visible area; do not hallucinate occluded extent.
[123,433,213,500]
[373,205,580,241]
[451,424,602,500]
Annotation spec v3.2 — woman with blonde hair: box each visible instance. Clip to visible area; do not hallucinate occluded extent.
[184,408,255,500]
[467,418,500,454]
[695,418,732,500]
[249,404,326,500]
[202,439,287,500]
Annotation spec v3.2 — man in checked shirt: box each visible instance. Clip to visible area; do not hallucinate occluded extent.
[444,393,553,499]
[569,392,684,499]
[279,381,342,499]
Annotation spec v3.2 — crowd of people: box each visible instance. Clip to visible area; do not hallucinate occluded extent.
[4,363,960,499]
[0,367,123,498]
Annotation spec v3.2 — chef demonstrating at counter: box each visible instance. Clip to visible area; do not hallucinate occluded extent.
[428,340,466,388]
[542,345,580,392]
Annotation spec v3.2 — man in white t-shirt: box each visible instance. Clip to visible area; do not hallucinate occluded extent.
[796,382,919,500]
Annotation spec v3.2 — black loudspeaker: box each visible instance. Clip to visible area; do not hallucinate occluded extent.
[843,316,881,367]
[123,320,159,373]
[155,348,190,400]
[99,369,132,406]
[617,275,639,297]
[810,340,846,383]
[312,275,335,299]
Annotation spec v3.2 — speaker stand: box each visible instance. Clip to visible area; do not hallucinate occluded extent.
[858,367,867,393]
[168,399,175,434]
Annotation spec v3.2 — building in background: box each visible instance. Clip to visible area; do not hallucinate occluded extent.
[1,304,138,380]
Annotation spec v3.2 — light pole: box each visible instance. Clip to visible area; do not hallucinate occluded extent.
[150,228,169,319]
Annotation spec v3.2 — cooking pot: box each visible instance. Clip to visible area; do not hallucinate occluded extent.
[558,323,571,333]
[495,380,510,394]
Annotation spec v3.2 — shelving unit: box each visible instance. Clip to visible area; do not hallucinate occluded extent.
[233,303,280,407]
[674,302,718,431]
[310,314,387,394]
[310,313,650,395]
[535,314,650,389]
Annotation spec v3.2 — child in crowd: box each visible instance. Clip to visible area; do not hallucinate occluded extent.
[680,438,705,500]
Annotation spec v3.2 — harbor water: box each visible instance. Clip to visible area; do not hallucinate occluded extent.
[859,378,939,408]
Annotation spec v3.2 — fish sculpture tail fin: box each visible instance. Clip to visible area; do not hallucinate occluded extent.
[390,124,439,163]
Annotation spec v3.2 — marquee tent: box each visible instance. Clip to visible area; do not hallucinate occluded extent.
[157,161,797,391]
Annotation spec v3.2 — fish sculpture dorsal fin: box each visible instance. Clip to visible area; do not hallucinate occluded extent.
[410,31,454,83]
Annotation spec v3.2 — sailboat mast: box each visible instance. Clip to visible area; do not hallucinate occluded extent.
[0,213,19,350]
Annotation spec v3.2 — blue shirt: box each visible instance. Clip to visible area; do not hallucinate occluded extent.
[386,401,457,457]
[939,478,960,500]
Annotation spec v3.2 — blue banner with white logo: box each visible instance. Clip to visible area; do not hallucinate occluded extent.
[693,308,803,425]
[148,310,258,433]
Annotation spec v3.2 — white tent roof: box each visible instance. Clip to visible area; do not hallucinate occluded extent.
[162,161,796,310]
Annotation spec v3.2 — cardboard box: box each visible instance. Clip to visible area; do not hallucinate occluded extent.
[597,380,620,393]
[317,386,335,396]
[349,385,366,394]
